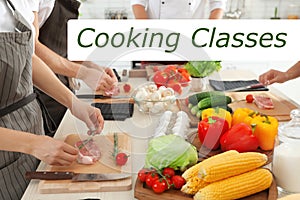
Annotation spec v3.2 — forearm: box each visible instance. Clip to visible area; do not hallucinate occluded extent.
[286,61,300,81]
[0,127,39,155]
[32,54,75,109]
[209,8,224,19]
[35,41,80,78]
[132,5,148,19]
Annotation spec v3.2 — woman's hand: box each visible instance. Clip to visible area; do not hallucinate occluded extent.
[259,69,289,85]
[31,135,78,166]
[77,66,118,92]
[70,97,104,134]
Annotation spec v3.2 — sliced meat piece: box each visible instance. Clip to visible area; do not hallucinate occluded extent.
[254,95,274,109]
[75,138,101,165]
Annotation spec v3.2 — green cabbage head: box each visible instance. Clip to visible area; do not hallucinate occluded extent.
[145,135,198,171]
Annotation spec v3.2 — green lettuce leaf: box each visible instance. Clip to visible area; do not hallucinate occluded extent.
[184,61,222,78]
[145,135,198,171]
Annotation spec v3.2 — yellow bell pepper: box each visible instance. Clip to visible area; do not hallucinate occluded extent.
[201,107,232,127]
[232,108,260,127]
[250,115,279,151]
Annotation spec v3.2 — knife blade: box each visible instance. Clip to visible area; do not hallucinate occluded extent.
[25,171,131,182]
[225,83,266,92]
[76,94,130,99]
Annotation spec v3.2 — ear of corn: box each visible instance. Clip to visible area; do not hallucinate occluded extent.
[182,150,239,181]
[199,152,268,182]
[194,168,273,200]
[181,176,209,195]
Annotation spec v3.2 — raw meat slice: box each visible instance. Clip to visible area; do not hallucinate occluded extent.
[254,95,275,109]
[75,138,101,165]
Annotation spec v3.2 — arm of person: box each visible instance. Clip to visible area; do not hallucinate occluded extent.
[259,61,300,85]
[32,12,117,91]
[209,8,224,19]
[132,4,148,19]
[0,127,78,166]
[32,54,104,133]
[208,0,226,19]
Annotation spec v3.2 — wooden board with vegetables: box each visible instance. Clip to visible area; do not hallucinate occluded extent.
[134,150,278,200]
[37,133,132,194]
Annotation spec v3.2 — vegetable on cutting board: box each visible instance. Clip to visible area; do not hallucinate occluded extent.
[201,107,232,127]
[144,134,198,171]
[251,115,279,151]
[220,123,259,153]
[187,91,233,120]
[194,168,272,200]
[198,116,229,150]
[181,151,272,200]
[198,151,268,182]
[112,133,129,166]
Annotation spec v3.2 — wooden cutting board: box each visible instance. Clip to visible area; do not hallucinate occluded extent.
[134,177,277,200]
[37,133,132,194]
[178,91,298,127]
[227,91,297,122]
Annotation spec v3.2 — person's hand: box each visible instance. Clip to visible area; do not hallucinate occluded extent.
[77,66,117,91]
[70,97,104,134]
[259,69,289,85]
[31,135,78,166]
[104,67,118,83]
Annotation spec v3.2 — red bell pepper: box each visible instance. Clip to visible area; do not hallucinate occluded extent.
[220,123,259,153]
[198,116,229,150]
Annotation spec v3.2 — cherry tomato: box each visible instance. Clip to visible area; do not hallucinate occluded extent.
[171,175,186,189]
[145,173,159,187]
[115,153,128,166]
[138,168,150,182]
[152,179,167,193]
[162,177,173,189]
[162,167,175,178]
[246,94,254,103]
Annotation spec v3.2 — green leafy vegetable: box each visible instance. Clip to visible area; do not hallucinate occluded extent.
[184,61,222,78]
[145,135,198,171]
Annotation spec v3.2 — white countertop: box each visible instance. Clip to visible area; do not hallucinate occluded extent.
[22,69,299,200]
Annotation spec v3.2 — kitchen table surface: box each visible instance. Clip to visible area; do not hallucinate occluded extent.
[22,69,299,200]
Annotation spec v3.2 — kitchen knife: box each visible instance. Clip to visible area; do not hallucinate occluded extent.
[225,83,266,92]
[76,94,130,99]
[25,171,131,182]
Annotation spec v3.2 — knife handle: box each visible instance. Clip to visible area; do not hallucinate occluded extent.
[25,171,74,180]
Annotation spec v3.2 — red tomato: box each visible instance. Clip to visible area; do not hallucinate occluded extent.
[145,173,159,187]
[153,71,169,87]
[163,65,177,75]
[152,179,167,193]
[115,153,128,166]
[167,80,182,94]
[138,168,150,182]
[171,175,186,189]
[162,178,173,189]
[162,167,175,178]
[246,94,254,103]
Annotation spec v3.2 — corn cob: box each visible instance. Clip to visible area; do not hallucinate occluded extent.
[182,150,239,181]
[194,168,273,200]
[199,152,268,182]
[181,176,209,195]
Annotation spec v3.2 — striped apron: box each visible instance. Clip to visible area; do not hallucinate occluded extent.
[0,0,44,199]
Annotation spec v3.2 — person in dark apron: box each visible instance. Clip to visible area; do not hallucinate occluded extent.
[35,0,118,136]
[0,1,93,199]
